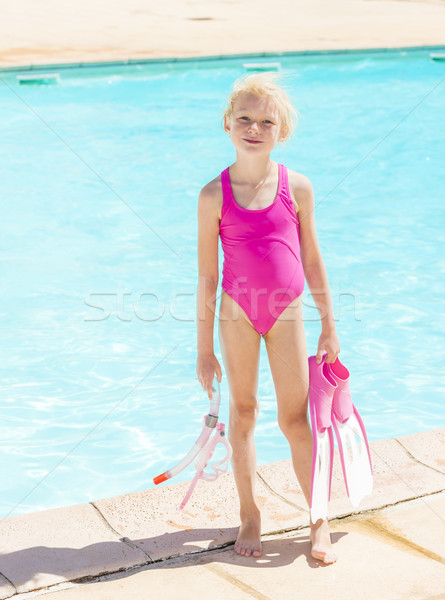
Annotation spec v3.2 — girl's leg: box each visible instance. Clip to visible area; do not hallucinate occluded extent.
[263,296,337,564]
[219,291,262,558]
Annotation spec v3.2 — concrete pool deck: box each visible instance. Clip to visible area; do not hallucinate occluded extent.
[1,0,445,69]
[0,428,444,599]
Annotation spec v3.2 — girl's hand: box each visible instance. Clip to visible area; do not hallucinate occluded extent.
[316,329,340,364]
[196,353,222,398]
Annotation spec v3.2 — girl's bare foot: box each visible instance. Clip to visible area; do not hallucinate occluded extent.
[310,518,337,564]
[234,513,262,557]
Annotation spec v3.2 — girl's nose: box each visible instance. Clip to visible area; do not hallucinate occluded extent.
[248,121,259,133]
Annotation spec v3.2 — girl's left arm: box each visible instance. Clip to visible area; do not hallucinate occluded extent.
[292,173,340,364]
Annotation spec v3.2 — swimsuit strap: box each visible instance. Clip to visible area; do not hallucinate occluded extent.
[279,164,300,223]
[279,163,291,204]
[277,163,285,195]
[221,167,232,220]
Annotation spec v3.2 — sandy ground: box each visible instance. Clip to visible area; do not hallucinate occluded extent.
[0,0,445,68]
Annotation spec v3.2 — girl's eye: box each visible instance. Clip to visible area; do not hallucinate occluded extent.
[264,120,273,124]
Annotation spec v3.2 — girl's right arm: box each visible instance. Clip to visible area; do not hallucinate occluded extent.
[196,180,222,397]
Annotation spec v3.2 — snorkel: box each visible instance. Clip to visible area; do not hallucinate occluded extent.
[153,376,232,510]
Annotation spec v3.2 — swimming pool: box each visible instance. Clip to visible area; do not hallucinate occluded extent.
[1,48,444,517]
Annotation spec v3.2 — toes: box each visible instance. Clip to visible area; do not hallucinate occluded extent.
[234,543,262,558]
[323,552,337,565]
[311,549,337,565]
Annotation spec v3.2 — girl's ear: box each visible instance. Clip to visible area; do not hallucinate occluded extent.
[223,114,231,134]
[278,127,288,144]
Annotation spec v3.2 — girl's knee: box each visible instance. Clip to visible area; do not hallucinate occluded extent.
[230,394,259,428]
[278,409,310,439]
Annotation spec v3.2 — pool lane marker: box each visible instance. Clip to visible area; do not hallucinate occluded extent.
[243,62,281,71]
[17,73,60,85]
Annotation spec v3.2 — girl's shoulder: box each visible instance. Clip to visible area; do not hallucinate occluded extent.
[284,167,314,214]
[285,167,313,195]
[200,173,223,199]
[198,173,224,220]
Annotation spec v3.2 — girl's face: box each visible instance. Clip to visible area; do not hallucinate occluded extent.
[224,92,283,155]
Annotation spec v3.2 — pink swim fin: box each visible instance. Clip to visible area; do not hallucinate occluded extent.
[327,357,373,507]
[308,354,335,523]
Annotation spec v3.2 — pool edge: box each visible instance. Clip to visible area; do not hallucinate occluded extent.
[0,427,443,596]
[1,44,445,74]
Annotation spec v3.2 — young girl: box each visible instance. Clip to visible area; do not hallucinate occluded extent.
[196,73,340,565]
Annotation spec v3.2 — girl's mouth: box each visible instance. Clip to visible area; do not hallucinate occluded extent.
[243,138,262,144]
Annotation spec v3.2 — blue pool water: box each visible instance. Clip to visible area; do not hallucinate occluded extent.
[1,48,444,517]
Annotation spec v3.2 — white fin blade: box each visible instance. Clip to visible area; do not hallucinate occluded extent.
[336,416,373,507]
[310,430,331,523]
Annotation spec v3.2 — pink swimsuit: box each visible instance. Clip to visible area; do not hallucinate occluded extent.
[219,164,305,335]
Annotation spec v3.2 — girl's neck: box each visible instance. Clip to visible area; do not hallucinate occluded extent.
[229,155,276,186]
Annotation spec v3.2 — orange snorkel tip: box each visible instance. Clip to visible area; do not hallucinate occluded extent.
[153,473,168,485]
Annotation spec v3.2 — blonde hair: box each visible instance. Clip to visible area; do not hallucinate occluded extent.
[222,72,298,142]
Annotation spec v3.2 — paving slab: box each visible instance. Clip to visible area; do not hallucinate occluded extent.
[397,428,445,474]
[94,471,307,561]
[41,493,445,600]
[0,503,147,594]
[368,437,445,500]
[0,575,15,600]
[258,436,445,520]
[199,494,445,600]
[43,557,255,600]
[346,491,445,562]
